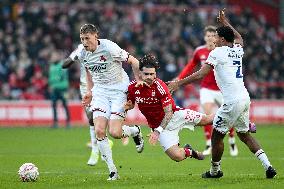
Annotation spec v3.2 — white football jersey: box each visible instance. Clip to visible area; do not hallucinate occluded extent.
[206,44,250,103]
[69,44,87,89]
[71,39,130,91]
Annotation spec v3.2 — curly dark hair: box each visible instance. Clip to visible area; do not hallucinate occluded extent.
[139,54,160,71]
[80,24,99,34]
[216,26,234,43]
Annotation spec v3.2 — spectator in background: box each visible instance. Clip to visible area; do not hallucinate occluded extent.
[48,52,70,129]
[0,2,283,100]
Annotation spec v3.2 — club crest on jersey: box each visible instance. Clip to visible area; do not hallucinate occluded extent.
[135,90,140,95]
[152,90,155,96]
[100,55,107,62]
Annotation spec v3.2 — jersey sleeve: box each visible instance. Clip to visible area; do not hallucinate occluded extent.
[205,49,219,67]
[108,41,129,62]
[69,44,84,60]
[177,50,199,79]
[156,80,173,108]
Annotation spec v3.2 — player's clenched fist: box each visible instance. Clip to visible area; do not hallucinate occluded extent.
[124,100,134,111]
[82,91,92,107]
[149,131,159,145]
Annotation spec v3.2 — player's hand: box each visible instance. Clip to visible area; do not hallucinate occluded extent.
[166,80,179,94]
[124,100,134,111]
[82,91,92,107]
[217,8,226,23]
[135,81,150,88]
[149,131,159,145]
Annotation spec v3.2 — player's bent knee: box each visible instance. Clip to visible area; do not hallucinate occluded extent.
[108,128,121,139]
[168,153,184,162]
[166,146,185,162]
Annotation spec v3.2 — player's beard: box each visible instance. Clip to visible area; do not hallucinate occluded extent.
[145,78,154,86]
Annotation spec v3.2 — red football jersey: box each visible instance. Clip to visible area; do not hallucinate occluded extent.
[128,79,179,129]
[178,45,219,90]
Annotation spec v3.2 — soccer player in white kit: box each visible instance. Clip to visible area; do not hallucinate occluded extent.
[62,47,115,167]
[168,9,276,179]
[78,24,144,180]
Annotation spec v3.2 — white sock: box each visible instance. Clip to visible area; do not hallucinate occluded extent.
[255,149,271,170]
[90,126,99,154]
[97,137,117,173]
[228,137,235,145]
[206,140,211,146]
[210,160,221,175]
[122,125,139,137]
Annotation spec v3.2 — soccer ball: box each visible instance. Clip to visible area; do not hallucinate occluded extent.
[18,163,39,182]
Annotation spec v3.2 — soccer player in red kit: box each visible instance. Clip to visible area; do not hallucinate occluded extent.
[176,26,238,156]
[124,54,214,162]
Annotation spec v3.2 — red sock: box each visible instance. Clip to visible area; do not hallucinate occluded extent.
[229,128,235,138]
[184,147,191,157]
[203,125,213,141]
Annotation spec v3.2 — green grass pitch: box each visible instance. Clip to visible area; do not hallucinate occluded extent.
[0,125,283,189]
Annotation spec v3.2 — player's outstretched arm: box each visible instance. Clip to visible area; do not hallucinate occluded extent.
[127,55,142,82]
[62,57,77,69]
[217,8,243,46]
[177,64,212,88]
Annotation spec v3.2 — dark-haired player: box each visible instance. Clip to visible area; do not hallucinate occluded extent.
[168,9,276,179]
[176,25,238,156]
[125,54,215,162]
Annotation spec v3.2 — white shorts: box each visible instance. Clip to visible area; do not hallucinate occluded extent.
[90,87,126,120]
[200,88,223,106]
[159,109,204,151]
[213,98,250,134]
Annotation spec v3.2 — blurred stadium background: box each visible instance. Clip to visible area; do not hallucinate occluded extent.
[1,1,284,188]
[0,0,283,126]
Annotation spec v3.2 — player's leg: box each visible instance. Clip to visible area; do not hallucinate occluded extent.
[90,90,118,180]
[200,88,218,155]
[237,132,276,178]
[202,103,232,178]
[50,89,58,128]
[213,89,238,156]
[228,127,238,156]
[94,116,118,180]
[159,129,204,162]
[234,100,276,178]
[108,90,144,153]
[85,109,99,166]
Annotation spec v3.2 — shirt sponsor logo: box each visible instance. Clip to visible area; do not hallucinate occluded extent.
[88,63,107,73]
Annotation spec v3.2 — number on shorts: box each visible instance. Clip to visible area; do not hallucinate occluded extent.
[215,116,223,127]
[233,60,243,78]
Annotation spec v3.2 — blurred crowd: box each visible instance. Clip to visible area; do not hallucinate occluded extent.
[0,1,283,104]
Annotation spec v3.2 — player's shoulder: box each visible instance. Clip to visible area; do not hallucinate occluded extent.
[210,47,224,56]
[153,79,168,94]
[195,45,207,52]
[154,78,166,85]
[100,39,119,48]
[128,80,137,89]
